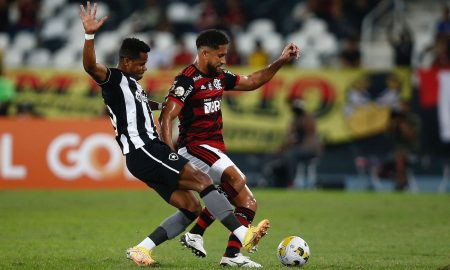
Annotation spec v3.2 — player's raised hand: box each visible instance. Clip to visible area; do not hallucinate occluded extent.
[79,1,108,34]
[280,43,300,61]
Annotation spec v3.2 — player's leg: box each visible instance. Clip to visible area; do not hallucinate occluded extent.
[222,185,257,257]
[219,171,264,267]
[179,145,267,264]
[219,189,262,267]
[125,143,202,266]
[125,141,268,265]
[130,189,201,252]
[199,149,260,259]
[178,161,269,250]
[178,145,243,256]
[196,146,262,264]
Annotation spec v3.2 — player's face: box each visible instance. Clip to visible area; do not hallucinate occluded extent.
[205,45,228,76]
[126,52,148,80]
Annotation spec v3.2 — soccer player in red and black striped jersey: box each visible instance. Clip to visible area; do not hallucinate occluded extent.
[160,29,300,267]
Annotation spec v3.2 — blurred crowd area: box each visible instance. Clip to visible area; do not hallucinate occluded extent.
[0,0,448,69]
[0,0,449,190]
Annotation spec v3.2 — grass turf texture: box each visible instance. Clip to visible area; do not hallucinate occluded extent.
[0,189,449,270]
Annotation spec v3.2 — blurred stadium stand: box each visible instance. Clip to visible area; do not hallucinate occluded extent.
[1,0,449,192]
[0,0,443,69]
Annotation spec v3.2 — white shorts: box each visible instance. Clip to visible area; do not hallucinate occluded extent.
[178,144,237,183]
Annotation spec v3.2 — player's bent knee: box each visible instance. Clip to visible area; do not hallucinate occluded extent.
[222,171,247,193]
[193,169,213,190]
[184,199,202,215]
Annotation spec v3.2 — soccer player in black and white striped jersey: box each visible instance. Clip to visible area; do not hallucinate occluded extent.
[79,2,270,267]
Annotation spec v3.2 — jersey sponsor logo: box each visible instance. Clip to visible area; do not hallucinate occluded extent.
[223,69,236,76]
[227,259,249,267]
[174,86,185,97]
[135,88,148,103]
[213,79,222,90]
[169,153,179,161]
[193,75,202,82]
[200,85,206,90]
[204,99,221,114]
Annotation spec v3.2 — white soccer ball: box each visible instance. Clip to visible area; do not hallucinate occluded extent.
[277,236,311,267]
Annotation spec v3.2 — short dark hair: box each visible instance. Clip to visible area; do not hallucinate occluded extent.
[196,29,230,50]
[119,38,150,60]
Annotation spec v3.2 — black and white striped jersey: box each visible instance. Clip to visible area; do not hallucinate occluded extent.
[97,68,159,155]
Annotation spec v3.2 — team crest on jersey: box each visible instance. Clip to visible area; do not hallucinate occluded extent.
[213,79,222,90]
[135,88,148,103]
[174,86,185,97]
[169,153,179,161]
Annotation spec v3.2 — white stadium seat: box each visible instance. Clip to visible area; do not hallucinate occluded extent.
[41,17,68,40]
[248,19,276,36]
[315,33,338,55]
[62,3,83,20]
[296,51,321,68]
[236,33,255,56]
[302,18,327,36]
[182,32,198,55]
[12,31,37,52]
[96,32,122,55]
[152,31,175,52]
[286,32,312,52]
[52,47,79,68]
[4,48,24,68]
[41,0,67,20]
[0,33,10,50]
[27,48,51,67]
[167,2,192,23]
[261,32,284,57]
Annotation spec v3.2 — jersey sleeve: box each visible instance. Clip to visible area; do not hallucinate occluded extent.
[167,75,194,107]
[222,69,240,91]
[96,68,121,87]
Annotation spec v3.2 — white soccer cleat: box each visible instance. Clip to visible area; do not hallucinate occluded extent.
[249,245,258,253]
[219,253,262,268]
[180,232,207,257]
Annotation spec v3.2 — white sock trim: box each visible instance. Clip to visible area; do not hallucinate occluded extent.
[138,237,156,250]
[233,226,247,244]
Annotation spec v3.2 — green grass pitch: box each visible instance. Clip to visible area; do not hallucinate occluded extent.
[0,189,449,269]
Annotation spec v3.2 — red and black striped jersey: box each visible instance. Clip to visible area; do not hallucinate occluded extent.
[167,64,240,152]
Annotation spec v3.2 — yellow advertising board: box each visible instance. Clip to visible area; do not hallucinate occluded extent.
[6,67,411,152]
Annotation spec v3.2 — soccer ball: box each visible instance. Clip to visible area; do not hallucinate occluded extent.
[277,236,310,267]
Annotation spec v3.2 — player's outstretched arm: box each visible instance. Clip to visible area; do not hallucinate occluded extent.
[234,43,300,91]
[160,99,183,151]
[79,1,108,82]
[147,99,163,111]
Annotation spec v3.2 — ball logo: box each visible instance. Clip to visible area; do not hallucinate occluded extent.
[169,153,179,161]
[174,86,185,97]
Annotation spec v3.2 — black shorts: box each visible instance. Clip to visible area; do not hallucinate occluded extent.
[126,140,189,202]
